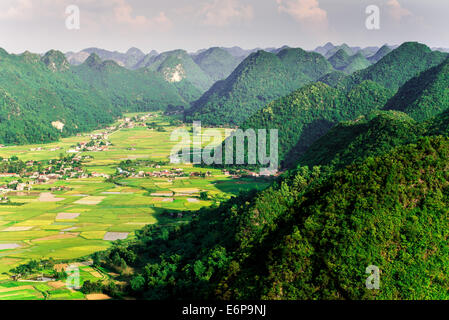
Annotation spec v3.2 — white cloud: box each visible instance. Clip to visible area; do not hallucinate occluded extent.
[0,0,33,20]
[113,0,172,30]
[0,0,172,31]
[199,0,254,27]
[276,0,327,25]
[386,0,412,21]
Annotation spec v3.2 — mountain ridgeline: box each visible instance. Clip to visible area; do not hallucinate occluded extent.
[192,47,243,83]
[206,42,449,171]
[0,49,116,144]
[0,49,194,145]
[185,48,334,126]
[185,42,448,128]
[383,56,449,120]
[235,80,394,168]
[334,42,448,91]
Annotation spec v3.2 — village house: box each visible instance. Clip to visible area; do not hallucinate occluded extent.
[37,176,50,183]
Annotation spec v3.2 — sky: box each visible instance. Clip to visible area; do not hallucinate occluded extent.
[0,0,448,54]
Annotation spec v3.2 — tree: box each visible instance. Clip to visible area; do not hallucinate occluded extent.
[130,275,145,292]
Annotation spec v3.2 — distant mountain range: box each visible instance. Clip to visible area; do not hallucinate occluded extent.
[63,43,449,100]
[2,41,448,148]
[313,42,396,58]
[66,47,149,69]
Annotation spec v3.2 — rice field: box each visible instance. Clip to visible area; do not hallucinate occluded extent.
[0,113,271,299]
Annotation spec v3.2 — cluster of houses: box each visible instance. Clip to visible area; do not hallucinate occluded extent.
[90,172,110,178]
[50,186,71,192]
[221,169,277,178]
[0,156,91,193]
[116,167,211,179]
[117,113,157,129]
[67,139,111,153]
[146,169,211,178]
[0,181,32,193]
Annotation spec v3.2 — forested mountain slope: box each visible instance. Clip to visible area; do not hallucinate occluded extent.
[193,47,242,82]
[328,50,371,74]
[0,49,190,145]
[0,49,115,144]
[342,53,372,74]
[367,45,392,63]
[339,42,448,91]
[298,103,449,169]
[134,49,214,92]
[73,53,188,111]
[383,57,449,120]
[93,135,449,300]
[185,48,334,126]
[297,110,422,168]
[233,81,393,167]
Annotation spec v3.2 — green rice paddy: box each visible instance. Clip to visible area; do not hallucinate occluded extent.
[0,113,271,299]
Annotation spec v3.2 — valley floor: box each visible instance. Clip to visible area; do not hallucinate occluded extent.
[0,113,270,300]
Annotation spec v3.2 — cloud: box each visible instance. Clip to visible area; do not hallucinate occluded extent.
[0,0,33,20]
[276,0,327,25]
[113,0,172,30]
[199,0,254,27]
[386,0,412,21]
[0,0,172,31]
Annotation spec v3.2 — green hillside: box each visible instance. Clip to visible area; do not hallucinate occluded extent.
[384,57,449,120]
[193,47,241,82]
[324,43,353,58]
[342,42,448,91]
[0,49,118,144]
[342,53,372,74]
[328,49,351,70]
[138,49,214,92]
[298,90,449,169]
[0,49,193,145]
[185,48,334,126]
[368,45,392,63]
[236,80,393,167]
[73,53,188,111]
[92,134,449,300]
[297,110,421,168]
[329,50,372,74]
